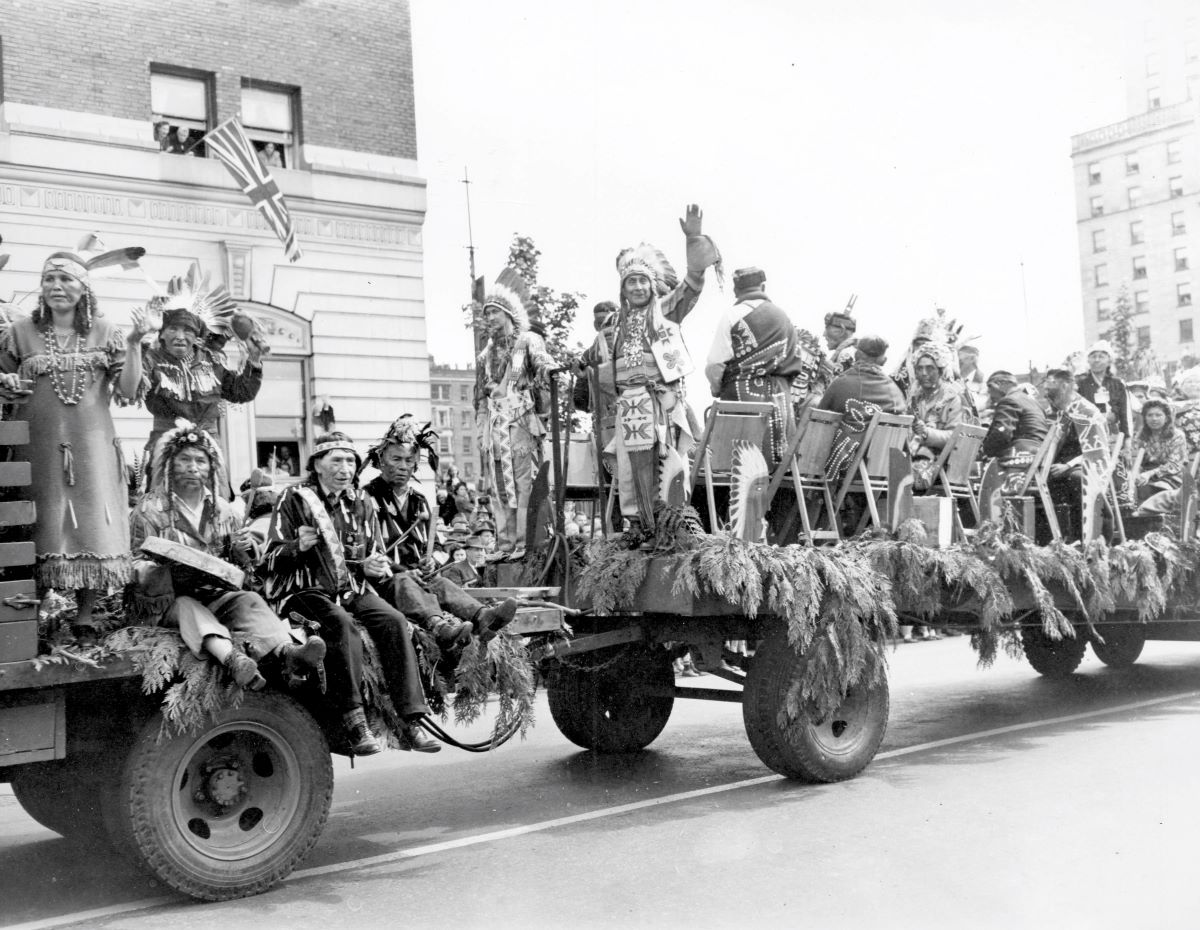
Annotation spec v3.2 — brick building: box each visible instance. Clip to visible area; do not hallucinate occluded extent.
[0,0,429,484]
[429,360,479,483]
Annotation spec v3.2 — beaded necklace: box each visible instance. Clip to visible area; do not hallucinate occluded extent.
[42,326,90,405]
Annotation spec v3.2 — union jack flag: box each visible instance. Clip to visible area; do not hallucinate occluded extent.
[204,118,302,262]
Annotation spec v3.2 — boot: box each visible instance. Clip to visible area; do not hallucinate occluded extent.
[475,597,518,641]
[342,707,382,756]
[224,652,267,691]
[279,636,327,678]
[430,616,474,648]
[401,720,441,753]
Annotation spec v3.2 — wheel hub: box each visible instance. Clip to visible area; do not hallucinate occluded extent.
[199,761,246,809]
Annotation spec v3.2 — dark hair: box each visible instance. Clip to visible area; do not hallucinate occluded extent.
[1139,399,1176,442]
[307,431,359,478]
[32,289,98,335]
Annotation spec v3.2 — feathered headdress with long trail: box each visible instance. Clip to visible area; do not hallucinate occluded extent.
[155,263,239,339]
[149,418,227,496]
[616,242,678,298]
[483,267,532,334]
[365,413,440,476]
[728,442,769,543]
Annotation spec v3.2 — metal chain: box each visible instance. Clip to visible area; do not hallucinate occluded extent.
[554,642,638,674]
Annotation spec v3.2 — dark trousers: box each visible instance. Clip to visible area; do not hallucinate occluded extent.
[385,573,483,628]
[288,589,429,719]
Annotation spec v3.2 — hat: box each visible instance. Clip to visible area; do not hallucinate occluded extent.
[307,432,361,472]
[366,414,439,475]
[825,293,858,330]
[150,419,226,494]
[1044,367,1074,380]
[482,267,532,334]
[732,267,766,295]
[913,341,953,371]
[1087,339,1114,358]
[158,262,238,339]
[615,242,678,297]
[986,369,1017,385]
[856,335,888,360]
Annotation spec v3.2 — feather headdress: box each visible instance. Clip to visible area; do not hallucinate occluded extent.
[157,263,238,339]
[616,242,678,297]
[75,233,147,275]
[366,413,439,475]
[483,267,532,334]
[149,418,226,496]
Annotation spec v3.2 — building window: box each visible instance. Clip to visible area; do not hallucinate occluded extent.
[253,357,307,475]
[1133,256,1148,280]
[460,409,472,427]
[1125,152,1140,175]
[1170,176,1184,198]
[1148,87,1162,109]
[1177,247,1190,272]
[463,462,475,479]
[1094,264,1108,287]
[1173,212,1187,235]
[1097,297,1111,320]
[1088,162,1101,184]
[431,383,449,401]
[459,384,470,402]
[1180,283,1194,307]
[1135,291,1150,314]
[439,437,451,455]
[150,68,213,156]
[1090,195,1104,217]
[461,436,472,455]
[1128,186,1142,208]
[1167,140,1183,165]
[241,82,299,169]
[1146,52,1161,76]
[1181,319,1194,343]
[436,408,449,428]
[1137,326,1151,349]
[1130,220,1144,245]
[1186,39,1199,63]
[1093,229,1107,252]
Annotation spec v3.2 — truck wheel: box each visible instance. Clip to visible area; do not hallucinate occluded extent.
[10,756,119,842]
[547,644,674,752]
[1021,626,1087,677]
[108,691,333,901]
[743,625,889,782]
[1091,624,1146,668]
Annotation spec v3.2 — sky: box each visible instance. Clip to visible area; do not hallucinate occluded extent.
[410,0,1138,378]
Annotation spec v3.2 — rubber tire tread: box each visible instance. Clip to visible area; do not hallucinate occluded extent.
[547,644,674,752]
[108,691,334,902]
[743,624,889,783]
[1021,626,1087,677]
[1090,625,1146,668]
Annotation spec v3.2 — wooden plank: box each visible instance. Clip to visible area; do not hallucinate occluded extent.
[0,542,36,568]
[468,587,562,600]
[0,422,30,446]
[0,579,38,622]
[541,626,646,659]
[0,692,64,763]
[0,621,37,663]
[0,653,139,692]
[0,501,35,528]
[0,462,31,488]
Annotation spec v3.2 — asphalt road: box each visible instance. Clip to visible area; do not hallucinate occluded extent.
[4,637,1200,930]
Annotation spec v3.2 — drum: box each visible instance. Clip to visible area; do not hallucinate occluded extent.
[140,536,246,592]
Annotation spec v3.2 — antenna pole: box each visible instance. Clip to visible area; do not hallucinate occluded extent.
[463,167,477,296]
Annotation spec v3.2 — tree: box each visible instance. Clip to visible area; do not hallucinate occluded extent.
[1103,284,1136,380]
[505,234,583,365]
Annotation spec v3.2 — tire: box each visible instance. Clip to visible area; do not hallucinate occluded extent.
[1021,626,1087,677]
[1091,624,1146,668]
[10,755,120,842]
[107,691,334,902]
[547,644,674,752]
[743,625,889,783]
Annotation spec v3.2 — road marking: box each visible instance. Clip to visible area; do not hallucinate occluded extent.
[10,687,1199,930]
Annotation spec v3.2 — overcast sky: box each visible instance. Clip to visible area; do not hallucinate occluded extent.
[410,0,1137,378]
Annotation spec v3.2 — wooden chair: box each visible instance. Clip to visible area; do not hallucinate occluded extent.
[979,422,1061,539]
[689,401,775,532]
[927,423,987,541]
[764,406,844,544]
[833,412,915,531]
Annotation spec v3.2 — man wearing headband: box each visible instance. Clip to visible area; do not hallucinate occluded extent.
[823,299,858,373]
[1042,368,1112,540]
[128,422,325,691]
[262,432,439,756]
[362,415,518,653]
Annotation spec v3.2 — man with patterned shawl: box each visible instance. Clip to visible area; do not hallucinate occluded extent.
[610,203,722,547]
[477,269,556,561]
[136,265,265,482]
[823,296,859,373]
[362,414,518,649]
[704,266,803,467]
[1043,368,1113,541]
[128,421,325,691]
[262,432,439,756]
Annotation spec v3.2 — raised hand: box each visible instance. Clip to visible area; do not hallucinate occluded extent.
[679,203,703,237]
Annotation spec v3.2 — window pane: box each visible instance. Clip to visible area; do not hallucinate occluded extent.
[1181,319,1193,343]
[151,73,208,120]
[242,87,293,131]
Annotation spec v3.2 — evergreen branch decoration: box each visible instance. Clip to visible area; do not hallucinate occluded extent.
[452,632,537,738]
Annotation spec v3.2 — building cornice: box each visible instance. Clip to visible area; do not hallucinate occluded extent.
[1071,101,1197,155]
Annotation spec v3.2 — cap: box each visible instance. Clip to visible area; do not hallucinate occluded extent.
[732,266,766,295]
[856,335,888,359]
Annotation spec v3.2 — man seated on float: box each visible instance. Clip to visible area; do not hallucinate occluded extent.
[979,369,1050,490]
[1042,368,1112,539]
[907,342,970,491]
[128,422,325,691]
[816,335,906,417]
[136,269,265,486]
[262,432,439,756]
[361,415,518,649]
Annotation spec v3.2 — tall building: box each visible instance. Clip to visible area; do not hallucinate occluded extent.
[1071,7,1199,366]
[0,0,429,483]
[429,360,479,482]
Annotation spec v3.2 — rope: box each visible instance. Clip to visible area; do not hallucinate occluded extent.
[417,714,522,753]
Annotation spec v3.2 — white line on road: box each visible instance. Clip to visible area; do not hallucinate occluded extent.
[9,688,1198,930]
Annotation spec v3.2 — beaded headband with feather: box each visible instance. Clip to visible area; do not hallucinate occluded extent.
[482,267,531,334]
[366,413,440,475]
[149,419,226,495]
